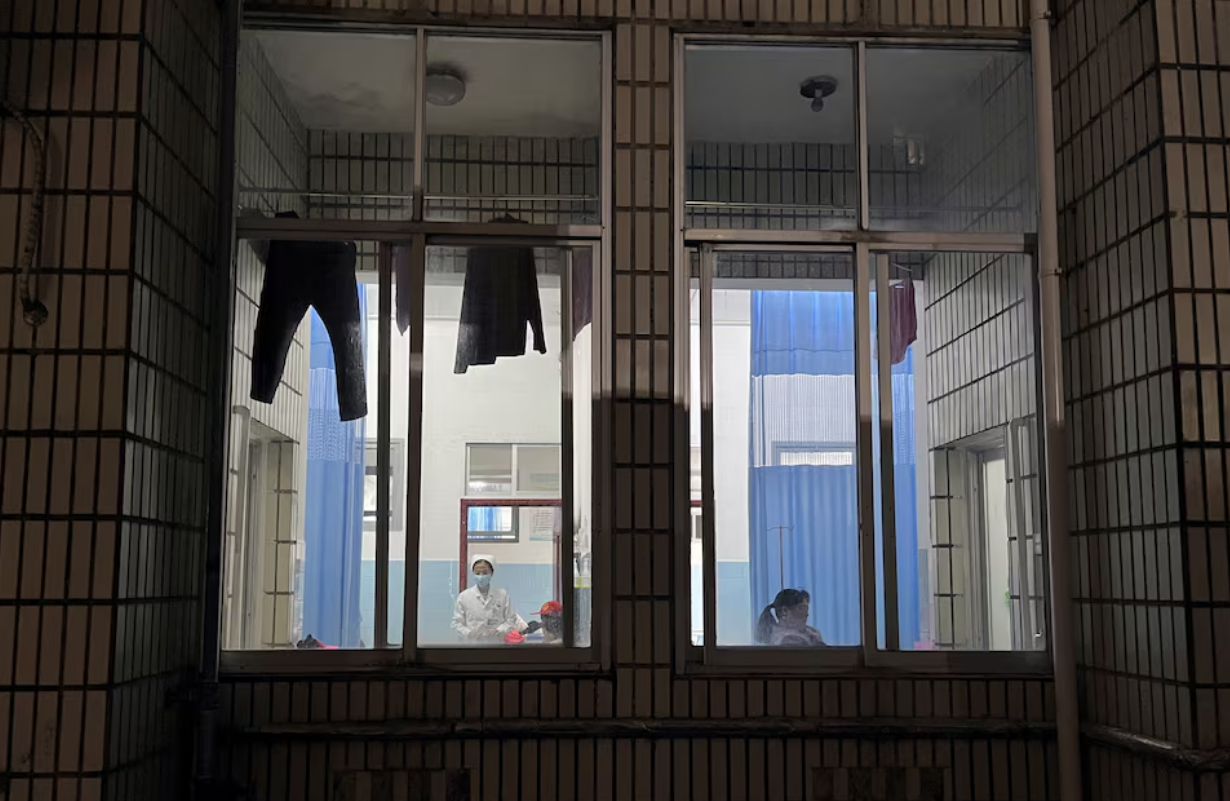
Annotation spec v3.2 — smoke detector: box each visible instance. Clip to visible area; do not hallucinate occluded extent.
[799,76,838,113]
[426,67,467,107]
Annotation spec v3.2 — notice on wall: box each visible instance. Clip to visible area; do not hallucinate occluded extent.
[527,508,558,542]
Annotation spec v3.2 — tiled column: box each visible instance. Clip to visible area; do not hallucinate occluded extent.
[610,18,674,717]
[1057,0,1230,795]
[0,0,220,798]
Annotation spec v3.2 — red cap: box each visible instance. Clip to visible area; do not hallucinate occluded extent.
[503,630,525,644]
[535,600,563,616]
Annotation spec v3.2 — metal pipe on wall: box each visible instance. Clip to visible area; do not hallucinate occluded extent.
[197,0,243,795]
[1029,1,1082,799]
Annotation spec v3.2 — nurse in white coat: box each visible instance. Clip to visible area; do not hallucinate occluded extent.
[451,553,521,642]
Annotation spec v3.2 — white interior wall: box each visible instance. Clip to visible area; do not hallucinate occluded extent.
[363,283,589,568]
[689,290,753,563]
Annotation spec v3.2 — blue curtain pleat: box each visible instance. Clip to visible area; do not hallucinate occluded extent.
[302,297,367,648]
[750,291,856,376]
[469,507,501,531]
[748,466,861,644]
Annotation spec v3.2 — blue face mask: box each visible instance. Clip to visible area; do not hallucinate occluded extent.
[475,573,492,590]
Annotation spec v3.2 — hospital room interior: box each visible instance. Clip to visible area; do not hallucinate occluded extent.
[221,30,1043,655]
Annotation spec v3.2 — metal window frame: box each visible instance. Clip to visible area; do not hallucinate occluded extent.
[674,32,1053,676]
[218,25,612,675]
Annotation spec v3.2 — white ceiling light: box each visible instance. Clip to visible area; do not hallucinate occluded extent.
[426,67,467,107]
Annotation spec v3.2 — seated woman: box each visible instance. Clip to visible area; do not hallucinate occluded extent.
[754,588,826,647]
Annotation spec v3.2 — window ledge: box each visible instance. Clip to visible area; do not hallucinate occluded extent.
[680,646,1053,677]
[229,716,1058,743]
[219,649,605,677]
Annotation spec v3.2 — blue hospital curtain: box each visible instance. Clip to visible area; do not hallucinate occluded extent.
[748,290,918,648]
[302,300,368,648]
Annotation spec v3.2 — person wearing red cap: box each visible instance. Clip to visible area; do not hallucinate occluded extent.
[524,600,563,643]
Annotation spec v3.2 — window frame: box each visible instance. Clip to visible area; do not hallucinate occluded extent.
[364,438,405,533]
[673,33,1054,675]
[218,24,612,674]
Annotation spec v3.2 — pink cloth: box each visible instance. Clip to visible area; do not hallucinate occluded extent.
[889,280,917,365]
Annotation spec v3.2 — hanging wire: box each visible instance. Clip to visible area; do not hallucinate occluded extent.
[0,97,48,327]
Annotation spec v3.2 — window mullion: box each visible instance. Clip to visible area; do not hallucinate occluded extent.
[561,249,576,648]
[412,27,427,223]
[699,244,717,664]
[401,235,428,661]
[374,245,393,649]
[856,42,869,232]
[875,252,900,652]
[855,242,876,658]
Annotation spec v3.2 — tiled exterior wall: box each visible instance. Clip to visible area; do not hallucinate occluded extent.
[1056,0,1230,795]
[0,0,220,798]
[1154,0,1230,757]
[5,0,1230,798]
[1056,0,1173,742]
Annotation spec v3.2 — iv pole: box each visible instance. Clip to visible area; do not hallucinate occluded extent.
[768,525,793,590]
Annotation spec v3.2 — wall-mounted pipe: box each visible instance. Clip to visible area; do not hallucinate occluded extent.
[0,98,49,327]
[1029,1,1082,800]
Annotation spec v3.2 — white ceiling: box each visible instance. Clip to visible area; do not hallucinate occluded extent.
[254,31,602,137]
[686,46,1012,144]
[254,32,1016,143]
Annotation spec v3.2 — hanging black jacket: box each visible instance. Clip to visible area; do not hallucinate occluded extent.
[454,230,547,374]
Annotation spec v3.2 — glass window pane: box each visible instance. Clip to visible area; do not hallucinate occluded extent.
[236,30,417,220]
[685,45,857,231]
[364,473,378,518]
[866,48,1037,233]
[693,251,861,647]
[423,35,602,224]
[417,245,591,647]
[467,505,518,541]
[518,445,561,493]
[871,251,1045,651]
[467,444,514,494]
[223,240,395,650]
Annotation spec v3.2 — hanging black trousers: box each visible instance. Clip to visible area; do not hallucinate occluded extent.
[250,234,368,422]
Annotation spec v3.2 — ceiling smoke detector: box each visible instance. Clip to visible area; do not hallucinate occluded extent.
[799,76,838,113]
[426,67,467,107]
